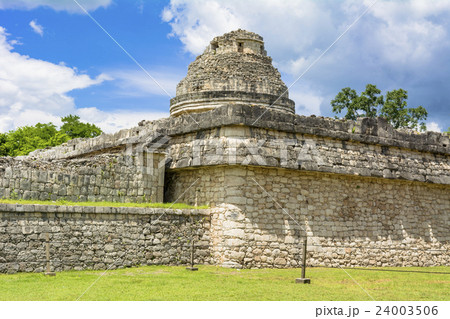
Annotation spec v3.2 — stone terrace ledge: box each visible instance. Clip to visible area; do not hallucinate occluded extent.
[25,104,449,161]
[26,123,168,160]
[163,104,450,156]
[0,203,210,216]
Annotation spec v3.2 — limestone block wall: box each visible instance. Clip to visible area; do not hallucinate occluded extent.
[167,125,450,185]
[0,154,165,203]
[166,166,450,268]
[0,204,211,274]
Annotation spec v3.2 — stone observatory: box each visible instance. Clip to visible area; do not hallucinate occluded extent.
[0,30,449,273]
[170,29,295,116]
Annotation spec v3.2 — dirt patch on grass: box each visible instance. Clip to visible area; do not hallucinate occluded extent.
[211,270,243,276]
[122,269,171,276]
[427,280,450,284]
[373,279,392,283]
[148,270,171,275]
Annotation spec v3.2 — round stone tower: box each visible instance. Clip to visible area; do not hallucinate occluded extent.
[170,29,295,116]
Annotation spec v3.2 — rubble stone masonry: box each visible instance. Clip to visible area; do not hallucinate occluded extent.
[167,166,449,268]
[0,204,211,273]
[0,154,165,203]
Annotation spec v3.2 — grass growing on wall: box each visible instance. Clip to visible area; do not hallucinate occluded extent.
[0,266,448,301]
[0,199,208,209]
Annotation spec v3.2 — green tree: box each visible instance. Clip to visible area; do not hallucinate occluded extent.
[60,115,102,139]
[0,133,8,157]
[331,84,384,121]
[0,116,103,157]
[331,84,428,131]
[3,123,70,157]
[380,89,428,131]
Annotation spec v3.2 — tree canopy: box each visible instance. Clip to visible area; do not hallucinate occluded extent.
[0,115,103,157]
[331,84,428,131]
[60,115,102,139]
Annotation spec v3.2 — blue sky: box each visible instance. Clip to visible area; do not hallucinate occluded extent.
[0,0,449,133]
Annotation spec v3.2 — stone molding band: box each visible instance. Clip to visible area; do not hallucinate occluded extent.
[170,91,295,116]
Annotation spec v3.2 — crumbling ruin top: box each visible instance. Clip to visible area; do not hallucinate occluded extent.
[170,29,295,116]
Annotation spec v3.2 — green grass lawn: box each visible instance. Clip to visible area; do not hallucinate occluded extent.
[0,199,208,209]
[0,266,448,301]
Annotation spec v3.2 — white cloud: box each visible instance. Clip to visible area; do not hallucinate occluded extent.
[76,107,168,133]
[0,26,108,132]
[162,0,337,59]
[0,0,112,13]
[359,0,450,67]
[427,121,442,133]
[162,0,242,55]
[162,0,450,72]
[1,109,63,132]
[289,86,324,116]
[29,20,43,36]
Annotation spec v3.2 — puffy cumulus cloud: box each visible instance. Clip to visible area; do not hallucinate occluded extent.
[289,86,325,116]
[162,0,450,73]
[0,0,112,13]
[162,0,240,55]
[76,107,169,133]
[353,0,450,70]
[0,109,62,133]
[29,20,44,36]
[426,121,442,133]
[162,0,450,126]
[162,0,334,57]
[0,27,109,132]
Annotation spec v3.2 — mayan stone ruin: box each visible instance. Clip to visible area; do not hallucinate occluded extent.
[0,29,449,273]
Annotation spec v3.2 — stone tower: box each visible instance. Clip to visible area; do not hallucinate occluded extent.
[170,29,295,116]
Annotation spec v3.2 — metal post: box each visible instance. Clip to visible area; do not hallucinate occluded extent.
[186,236,198,271]
[295,237,310,284]
[44,232,56,276]
[191,239,195,267]
[195,189,199,207]
[301,237,307,278]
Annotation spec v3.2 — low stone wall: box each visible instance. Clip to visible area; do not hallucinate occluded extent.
[0,154,165,203]
[167,166,450,268]
[1,185,449,274]
[0,204,211,274]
